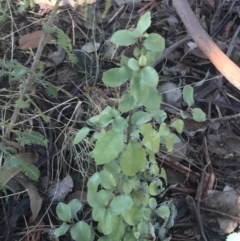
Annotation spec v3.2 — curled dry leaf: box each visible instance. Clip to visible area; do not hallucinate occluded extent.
[47,175,74,201]
[15,177,43,223]
[18,30,54,50]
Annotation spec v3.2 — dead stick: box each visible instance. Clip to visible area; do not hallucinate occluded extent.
[172,0,240,91]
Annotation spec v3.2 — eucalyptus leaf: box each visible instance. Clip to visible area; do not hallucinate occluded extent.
[103,162,121,177]
[159,123,170,137]
[151,110,167,124]
[111,30,137,46]
[149,198,157,210]
[120,142,146,176]
[149,181,159,196]
[102,67,129,87]
[87,190,115,208]
[192,108,206,122]
[92,207,106,221]
[93,130,124,165]
[109,218,126,241]
[183,85,194,107]
[166,133,175,152]
[87,172,100,192]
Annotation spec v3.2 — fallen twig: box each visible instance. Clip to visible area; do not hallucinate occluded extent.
[172,0,240,91]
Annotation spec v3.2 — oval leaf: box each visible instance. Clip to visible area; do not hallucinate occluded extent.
[156,205,170,219]
[70,221,94,241]
[56,202,72,222]
[143,33,165,52]
[93,130,124,165]
[135,12,151,36]
[110,195,133,215]
[192,108,206,122]
[140,66,159,87]
[183,85,194,107]
[54,222,70,238]
[120,142,146,176]
[170,119,184,133]
[102,67,129,87]
[111,30,137,46]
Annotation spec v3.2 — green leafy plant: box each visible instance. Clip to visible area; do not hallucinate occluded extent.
[54,199,95,241]
[73,12,183,241]
[181,85,206,122]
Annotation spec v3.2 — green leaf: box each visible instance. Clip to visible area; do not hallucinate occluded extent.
[111,30,137,46]
[143,33,165,52]
[140,123,160,153]
[73,127,91,144]
[67,199,82,220]
[140,66,159,87]
[99,170,117,189]
[98,210,119,235]
[183,85,194,107]
[103,162,121,177]
[137,221,149,235]
[170,119,184,133]
[166,133,175,152]
[87,172,100,192]
[119,92,138,113]
[143,87,162,111]
[135,12,151,36]
[149,181,159,196]
[102,67,129,87]
[156,205,170,219]
[128,58,139,71]
[109,217,126,241]
[112,116,127,132]
[130,73,149,104]
[145,50,162,66]
[92,207,106,221]
[87,190,115,208]
[54,222,70,237]
[192,108,206,122]
[122,204,144,226]
[56,202,72,222]
[149,198,157,210]
[70,221,94,241]
[159,123,170,136]
[93,130,124,165]
[131,111,152,126]
[110,195,133,215]
[151,110,167,124]
[180,110,189,119]
[150,163,159,175]
[120,142,146,176]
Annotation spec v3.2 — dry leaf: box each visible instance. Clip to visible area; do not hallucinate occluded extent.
[47,175,74,201]
[18,31,54,50]
[15,177,43,223]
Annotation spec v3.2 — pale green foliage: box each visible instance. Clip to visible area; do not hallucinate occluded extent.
[72,12,181,241]
[54,199,95,241]
[182,85,206,122]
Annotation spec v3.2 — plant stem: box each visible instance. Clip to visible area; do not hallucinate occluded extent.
[4,0,62,140]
